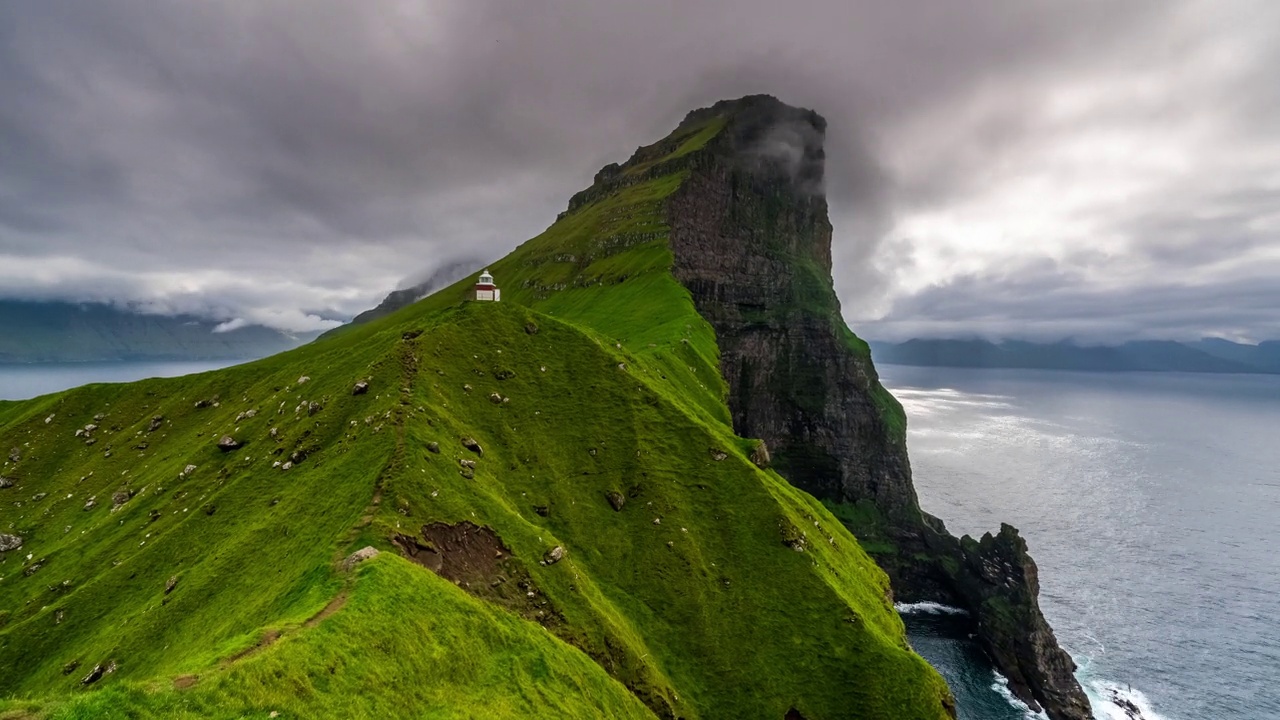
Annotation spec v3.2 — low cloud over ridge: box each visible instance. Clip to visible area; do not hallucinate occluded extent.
[1,1,1276,339]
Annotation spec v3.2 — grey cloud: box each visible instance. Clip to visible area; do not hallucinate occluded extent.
[0,0,1275,339]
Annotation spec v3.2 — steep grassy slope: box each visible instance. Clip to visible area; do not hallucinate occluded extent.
[0,107,953,719]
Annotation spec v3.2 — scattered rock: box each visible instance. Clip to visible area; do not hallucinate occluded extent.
[194,399,213,409]
[617,362,627,370]
[148,416,164,432]
[709,448,728,461]
[269,427,279,439]
[750,440,771,469]
[533,505,549,517]
[203,504,216,516]
[780,520,807,552]
[606,490,626,511]
[427,441,440,454]
[165,575,179,594]
[463,383,473,392]
[353,381,370,395]
[149,509,161,523]
[307,401,322,416]
[83,496,97,511]
[81,664,105,685]
[94,413,105,422]
[8,447,19,463]
[461,437,483,456]
[281,461,293,471]
[0,476,13,489]
[110,490,131,510]
[23,560,44,576]
[0,533,22,552]
[45,414,56,424]
[297,375,311,385]
[652,517,661,525]
[525,322,539,335]
[543,546,565,565]
[62,659,80,675]
[488,392,504,404]
[342,546,380,571]
[181,464,197,477]
[217,435,242,452]
[459,458,477,469]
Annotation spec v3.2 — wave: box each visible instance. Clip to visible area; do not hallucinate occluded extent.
[1085,679,1169,720]
[990,671,1049,719]
[894,601,969,615]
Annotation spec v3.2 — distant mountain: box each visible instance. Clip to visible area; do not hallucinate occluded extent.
[347,258,482,326]
[0,300,318,363]
[869,337,1280,374]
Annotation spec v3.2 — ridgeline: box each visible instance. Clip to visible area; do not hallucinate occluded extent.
[0,96,1084,719]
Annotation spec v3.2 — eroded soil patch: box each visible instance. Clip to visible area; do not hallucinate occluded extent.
[393,522,559,625]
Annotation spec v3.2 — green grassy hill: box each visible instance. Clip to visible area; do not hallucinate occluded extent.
[0,102,952,719]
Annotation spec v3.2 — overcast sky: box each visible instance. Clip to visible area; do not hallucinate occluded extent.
[1,1,1277,341]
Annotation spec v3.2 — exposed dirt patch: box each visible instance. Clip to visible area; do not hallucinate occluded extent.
[393,522,560,625]
[223,628,281,666]
[305,591,348,628]
[173,674,199,690]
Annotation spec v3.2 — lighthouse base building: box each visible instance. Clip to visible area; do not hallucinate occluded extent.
[474,270,501,302]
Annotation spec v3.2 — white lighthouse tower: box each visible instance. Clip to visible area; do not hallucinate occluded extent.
[474,269,500,302]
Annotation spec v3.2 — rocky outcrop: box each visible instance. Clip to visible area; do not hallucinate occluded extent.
[648,95,1091,720]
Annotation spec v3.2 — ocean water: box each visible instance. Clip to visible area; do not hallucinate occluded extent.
[881,366,1280,720]
[0,361,239,401]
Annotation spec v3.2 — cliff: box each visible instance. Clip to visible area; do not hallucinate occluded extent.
[654,95,1092,720]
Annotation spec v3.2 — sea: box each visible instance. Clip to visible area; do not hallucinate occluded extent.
[881,365,1280,720]
[0,361,238,402]
[2,362,1276,718]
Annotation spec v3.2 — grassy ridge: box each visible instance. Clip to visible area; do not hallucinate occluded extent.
[0,111,951,718]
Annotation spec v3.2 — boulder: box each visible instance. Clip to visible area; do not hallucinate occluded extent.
[709,448,728,461]
[426,442,440,454]
[749,440,771,469]
[217,436,241,452]
[165,575,179,594]
[0,533,22,552]
[111,490,131,510]
[8,447,19,463]
[0,476,13,489]
[606,490,626,512]
[353,381,370,396]
[181,464,197,477]
[148,415,164,432]
[461,437,483,456]
[81,664,105,686]
[459,458,477,469]
[342,546,380,571]
[543,546,565,565]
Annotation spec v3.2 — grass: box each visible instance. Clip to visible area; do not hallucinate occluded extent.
[0,106,950,719]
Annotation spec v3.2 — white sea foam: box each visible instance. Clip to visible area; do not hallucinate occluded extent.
[893,601,969,615]
[990,671,1049,719]
[1085,679,1169,720]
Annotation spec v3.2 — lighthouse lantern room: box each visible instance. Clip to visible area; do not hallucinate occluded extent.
[474,269,501,302]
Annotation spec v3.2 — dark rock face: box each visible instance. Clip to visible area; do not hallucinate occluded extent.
[648,95,1091,720]
[665,97,918,521]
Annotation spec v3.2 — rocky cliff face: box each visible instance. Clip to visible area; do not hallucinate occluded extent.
[656,95,1092,720]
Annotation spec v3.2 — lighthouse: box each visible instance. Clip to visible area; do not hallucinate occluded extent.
[474,269,501,302]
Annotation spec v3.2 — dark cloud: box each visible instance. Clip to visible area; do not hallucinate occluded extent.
[0,1,1275,338]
